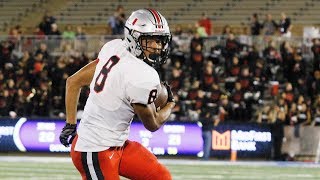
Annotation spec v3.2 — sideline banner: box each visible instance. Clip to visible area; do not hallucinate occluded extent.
[0,118,274,157]
[212,123,272,158]
[0,118,202,155]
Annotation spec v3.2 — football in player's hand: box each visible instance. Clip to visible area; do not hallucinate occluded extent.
[154,82,168,110]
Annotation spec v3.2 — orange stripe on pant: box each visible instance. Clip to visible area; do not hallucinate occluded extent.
[71,135,171,180]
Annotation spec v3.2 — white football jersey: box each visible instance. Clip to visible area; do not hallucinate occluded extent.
[75,39,161,152]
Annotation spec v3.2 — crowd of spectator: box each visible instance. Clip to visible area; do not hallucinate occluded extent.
[0,10,320,132]
[0,38,91,118]
[166,25,320,129]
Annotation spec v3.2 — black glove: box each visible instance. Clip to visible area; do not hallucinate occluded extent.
[163,81,175,103]
[59,123,77,147]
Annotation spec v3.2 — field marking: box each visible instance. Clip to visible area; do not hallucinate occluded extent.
[1,156,320,168]
[1,158,320,180]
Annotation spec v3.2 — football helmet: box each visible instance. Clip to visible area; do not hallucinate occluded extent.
[124,9,171,67]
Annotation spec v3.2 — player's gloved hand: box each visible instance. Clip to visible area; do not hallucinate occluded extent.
[59,123,77,147]
[163,81,175,103]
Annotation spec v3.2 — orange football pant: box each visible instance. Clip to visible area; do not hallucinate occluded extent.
[70,135,172,180]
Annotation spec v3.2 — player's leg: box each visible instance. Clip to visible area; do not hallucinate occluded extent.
[70,135,122,180]
[119,140,172,180]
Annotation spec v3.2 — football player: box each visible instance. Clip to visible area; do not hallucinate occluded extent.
[59,9,175,180]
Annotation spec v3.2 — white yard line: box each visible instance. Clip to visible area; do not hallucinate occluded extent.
[1,156,320,168]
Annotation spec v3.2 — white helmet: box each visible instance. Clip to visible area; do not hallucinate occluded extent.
[124,9,171,67]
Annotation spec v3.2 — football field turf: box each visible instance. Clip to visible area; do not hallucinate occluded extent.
[0,156,320,179]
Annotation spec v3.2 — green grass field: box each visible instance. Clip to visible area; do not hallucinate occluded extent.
[0,157,320,180]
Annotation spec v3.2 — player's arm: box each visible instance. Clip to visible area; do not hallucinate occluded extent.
[133,83,175,132]
[60,59,98,147]
[133,102,175,132]
[65,59,98,124]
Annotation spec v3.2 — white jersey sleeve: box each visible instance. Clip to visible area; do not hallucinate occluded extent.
[126,66,161,105]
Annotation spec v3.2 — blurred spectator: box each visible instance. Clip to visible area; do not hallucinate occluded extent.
[250,13,262,36]
[33,26,45,40]
[225,56,241,92]
[50,57,67,97]
[218,95,233,123]
[231,81,246,121]
[287,103,298,126]
[238,26,252,46]
[190,33,204,80]
[195,22,208,37]
[246,45,260,70]
[170,66,183,93]
[282,82,296,106]
[311,38,320,71]
[208,42,225,65]
[0,40,15,69]
[288,48,306,87]
[307,70,320,99]
[252,59,268,98]
[222,25,233,36]
[296,95,310,125]
[0,90,10,116]
[75,26,87,40]
[48,23,61,36]
[38,11,56,35]
[313,95,320,109]
[263,40,282,80]
[257,104,271,124]
[312,105,320,126]
[35,43,50,61]
[227,56,241,77]
[33,79,50,116]
[4,79,16,114]
[279,12,292,38]
[270,105,285,160]
[62,25,76,40]
[8,26,21,45]
[208,83,223,105]
[238,65,252,91]
[224,33,241,60]
[189,89,206,121]
[173,25,183,36]
[199,110,214,160]
[187,80,201,102]
[198,12,212,36]
[262,14,278,36]
[280,41,294,80]
[108,5,126,35]
[200,62,218,91]
[312,95,320,125]
[14,88,29,116]
[74,26,87,52]
[277,96,288,115]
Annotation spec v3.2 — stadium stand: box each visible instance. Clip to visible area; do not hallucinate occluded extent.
[0,0,319,122]
[0,0,50,32]
[0,0,319,35]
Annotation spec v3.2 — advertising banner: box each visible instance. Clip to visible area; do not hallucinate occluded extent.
[0,118,273,158]
[212,123,272,158]
[0,118,202,156]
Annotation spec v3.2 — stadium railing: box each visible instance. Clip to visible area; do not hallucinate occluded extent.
[0,35,315,59]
